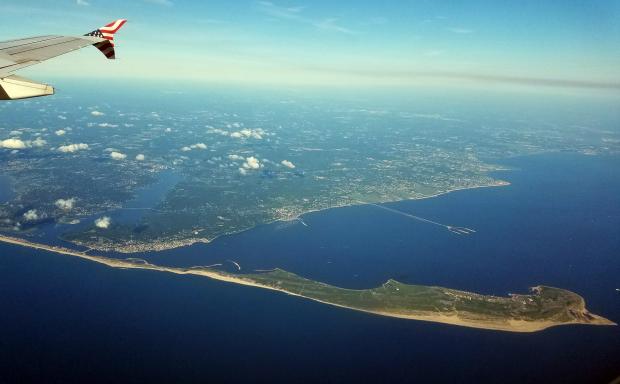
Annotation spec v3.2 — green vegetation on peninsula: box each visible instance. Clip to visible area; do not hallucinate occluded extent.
[232,268,614,332]
[0,234,615,332]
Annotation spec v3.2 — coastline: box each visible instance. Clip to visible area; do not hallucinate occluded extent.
[0,233,614,333]
[66,178,511,254]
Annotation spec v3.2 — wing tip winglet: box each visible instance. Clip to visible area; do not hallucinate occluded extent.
[85,19,127,59]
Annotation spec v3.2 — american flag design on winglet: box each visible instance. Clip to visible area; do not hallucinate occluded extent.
[84,19,127,59]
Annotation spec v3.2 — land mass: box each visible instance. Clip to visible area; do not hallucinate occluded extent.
[62,180,510,253]
[0,234,615,332]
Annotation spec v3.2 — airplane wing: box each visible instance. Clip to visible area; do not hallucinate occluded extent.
[0,19,126,100]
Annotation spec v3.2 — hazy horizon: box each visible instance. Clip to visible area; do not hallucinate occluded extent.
[2,0,619,91]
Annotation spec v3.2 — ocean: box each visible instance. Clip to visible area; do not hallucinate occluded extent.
[1,153,618,383]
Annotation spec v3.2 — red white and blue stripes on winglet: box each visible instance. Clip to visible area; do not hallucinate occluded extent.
[84,19,127,59]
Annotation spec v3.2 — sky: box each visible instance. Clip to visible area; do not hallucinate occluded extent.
[1,0,620,90]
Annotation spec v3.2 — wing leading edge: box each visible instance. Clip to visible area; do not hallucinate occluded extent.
[0,19,126,100]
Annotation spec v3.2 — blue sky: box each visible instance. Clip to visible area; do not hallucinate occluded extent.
[2,0,619,89]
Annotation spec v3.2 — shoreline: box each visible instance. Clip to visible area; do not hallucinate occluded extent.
[0,233,614,333]
[65,179,511,254]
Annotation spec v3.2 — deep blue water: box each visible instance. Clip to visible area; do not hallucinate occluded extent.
[1,153,619,384]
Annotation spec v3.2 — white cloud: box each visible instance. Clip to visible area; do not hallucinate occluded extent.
[91,110,105,116]
[55,129,66,136]
[55,198,76,210]
[258,1,356,34]
[58,115,67,120]
[110,151,127,160]
[258,1,305,19]
[23,209,39,221]
[76,0,89,5]
[240,129,254,138]
[98,123,119,128]
[230,128,266,140]
[58,143,89,153]
[238,167,248,175]
[1,138,46,149]
[31,138,46,147]
[228,154,243,161]
[135,154,146,161]
[182,143,208,151]
[1,138,27,149]
[242,156,261,170]
[281,160,296,169]
[208,128,230,136]
[314,18,356,35]
[9,130,22,136]
[95,216,111,229]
